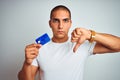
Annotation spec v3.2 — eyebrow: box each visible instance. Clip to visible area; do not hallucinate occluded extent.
[51,18,71,20]
[63,18,70,20]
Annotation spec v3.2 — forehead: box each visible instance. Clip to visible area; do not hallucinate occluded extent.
[51,10,70,19]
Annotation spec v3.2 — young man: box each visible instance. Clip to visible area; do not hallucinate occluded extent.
[18,5,120,80]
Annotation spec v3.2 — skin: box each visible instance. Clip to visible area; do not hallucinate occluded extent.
[71,28,120,53]
[18,9,120,80]
[49,10,72,43]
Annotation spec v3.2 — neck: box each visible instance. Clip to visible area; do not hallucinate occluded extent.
[52,36,69,43]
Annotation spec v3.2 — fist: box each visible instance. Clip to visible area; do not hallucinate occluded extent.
[71,28,91,52]
[25,43,41,65]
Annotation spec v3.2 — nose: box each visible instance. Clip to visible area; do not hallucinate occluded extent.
[58,21,63,29]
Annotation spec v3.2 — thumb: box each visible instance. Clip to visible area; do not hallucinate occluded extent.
[73,35,87,53]
[73,43,81,53]
[36,44,42,49]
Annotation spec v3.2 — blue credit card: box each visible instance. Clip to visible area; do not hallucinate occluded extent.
[35,33,50,45]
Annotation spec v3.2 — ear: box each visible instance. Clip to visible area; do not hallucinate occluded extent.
[71,20,72,24]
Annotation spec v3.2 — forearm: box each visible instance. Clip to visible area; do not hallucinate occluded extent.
[94,32,120,52]
[18,61,34,80]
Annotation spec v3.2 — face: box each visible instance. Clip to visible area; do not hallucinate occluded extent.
[49,10,72,41]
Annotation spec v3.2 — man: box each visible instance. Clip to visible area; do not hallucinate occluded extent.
[18,5,120,80]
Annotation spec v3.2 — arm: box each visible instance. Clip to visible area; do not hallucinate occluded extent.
[18,62,38,80]
[71,28,120,53]
[93,33,120,54]
[18,44,41,80]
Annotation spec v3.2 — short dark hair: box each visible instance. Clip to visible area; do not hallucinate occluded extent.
[50,5,71,19]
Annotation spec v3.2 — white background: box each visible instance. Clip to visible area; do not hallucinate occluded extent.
[0,0,120,80]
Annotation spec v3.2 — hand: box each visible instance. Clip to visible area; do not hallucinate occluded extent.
[71,28,91,52]
[25,43,41,65]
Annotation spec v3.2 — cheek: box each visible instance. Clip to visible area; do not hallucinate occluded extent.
[65,24,71,30]
[51,27,57,33]
[64,27,70,34]
[50,23,58,29]
[65,22,71,28]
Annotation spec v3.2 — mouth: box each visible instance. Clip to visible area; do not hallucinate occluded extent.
[57,31,64,34]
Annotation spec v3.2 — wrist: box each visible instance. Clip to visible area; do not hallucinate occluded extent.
[25,59,33,65]
[88,30,96,43]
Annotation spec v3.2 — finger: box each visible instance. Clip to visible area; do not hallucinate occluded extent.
[26,43,35,48]
[26,48,39,55]
[75,28,81,35]
[71,32,81,42]
[26,43,41,48]
[29,50,39,55]
[25,48,39,59]
[26,51,38,58]
[26,54,36,60]
[29,54,38,59]
[72,30,81,38]
[25,44,41,53]
[25,47,37,52]
[71,37,78,42]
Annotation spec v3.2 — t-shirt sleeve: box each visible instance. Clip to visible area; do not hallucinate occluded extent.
[75,41,96,56]
[88,42,96,55]
[31,58,39,67]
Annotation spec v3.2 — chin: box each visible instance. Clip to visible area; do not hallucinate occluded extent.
[56,34,65,39]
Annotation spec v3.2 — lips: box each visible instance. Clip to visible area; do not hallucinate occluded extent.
[57,31,64,34]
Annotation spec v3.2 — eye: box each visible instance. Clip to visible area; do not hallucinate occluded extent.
[52,19,59,23]
[63,19,70,23]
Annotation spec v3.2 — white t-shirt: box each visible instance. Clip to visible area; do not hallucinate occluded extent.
[32,39,96,80]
